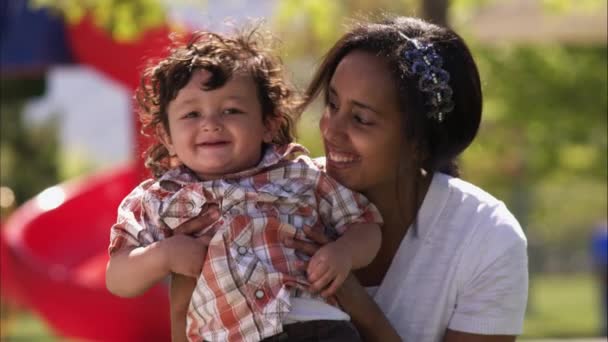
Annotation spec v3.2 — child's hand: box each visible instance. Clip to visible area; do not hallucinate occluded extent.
[164,234,212,278]
[307,241,352,298]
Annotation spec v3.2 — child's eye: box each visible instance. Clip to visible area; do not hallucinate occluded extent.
[182,111,200,119]
[223,108,243,115]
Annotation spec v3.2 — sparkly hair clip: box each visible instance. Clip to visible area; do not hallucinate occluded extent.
[398,32,454,122]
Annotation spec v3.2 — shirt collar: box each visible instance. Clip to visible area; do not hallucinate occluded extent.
[159,143,309,187]
[412,172,451,241]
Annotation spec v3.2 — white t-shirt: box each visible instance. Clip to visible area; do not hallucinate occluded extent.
[370,172,528,341]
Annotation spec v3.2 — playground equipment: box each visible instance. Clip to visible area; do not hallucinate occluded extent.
[1,14,175,341]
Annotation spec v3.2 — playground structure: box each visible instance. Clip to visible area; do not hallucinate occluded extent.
[1,13,177,341]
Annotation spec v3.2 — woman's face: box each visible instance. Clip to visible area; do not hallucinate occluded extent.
[320,50,406,194]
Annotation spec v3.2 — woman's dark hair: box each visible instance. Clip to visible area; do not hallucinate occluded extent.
[136,25,302,178]
[305,16,482,177]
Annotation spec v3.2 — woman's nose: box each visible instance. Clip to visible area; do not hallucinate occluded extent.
[320,110,345,141]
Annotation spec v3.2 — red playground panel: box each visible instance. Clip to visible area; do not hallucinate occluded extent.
[0,15,179,341]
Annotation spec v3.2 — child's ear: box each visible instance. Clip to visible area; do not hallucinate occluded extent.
[263,116,280,144]
[157,124,176,156]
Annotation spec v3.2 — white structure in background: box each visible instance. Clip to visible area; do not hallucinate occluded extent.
[24,0,277,170]
[24,66,132,167]
[166,0,276,31]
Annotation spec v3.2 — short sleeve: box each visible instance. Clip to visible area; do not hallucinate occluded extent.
[449,203,529,335]
[108,180,164,255]
[315,173,383,236]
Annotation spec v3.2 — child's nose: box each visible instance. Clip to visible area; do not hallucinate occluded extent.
[202,115,223,132]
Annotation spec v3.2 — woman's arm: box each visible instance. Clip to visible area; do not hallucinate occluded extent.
[336,274,401,342]
[166,214,218,342]
[307,224,381,297]
[443,330,515,342]
[170,274,197,342]
[286,228,400,342]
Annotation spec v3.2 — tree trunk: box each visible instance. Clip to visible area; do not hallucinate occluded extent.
[422,0,449,27]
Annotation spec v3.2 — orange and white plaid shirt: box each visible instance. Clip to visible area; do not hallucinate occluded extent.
[109,143,382,342]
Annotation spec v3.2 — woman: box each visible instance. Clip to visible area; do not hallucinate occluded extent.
[175,16,528,341]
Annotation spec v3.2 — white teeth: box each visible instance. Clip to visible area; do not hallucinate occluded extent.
[329,152,358,163]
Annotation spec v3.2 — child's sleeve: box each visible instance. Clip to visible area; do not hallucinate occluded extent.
[108,180,165,255]
[315,174,383,237]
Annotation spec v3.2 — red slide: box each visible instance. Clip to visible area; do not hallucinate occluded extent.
[0,16,180,341]
[0,164,170,341]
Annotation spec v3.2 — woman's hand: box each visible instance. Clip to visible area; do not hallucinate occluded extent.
[285,226,332,256]
[163,234,212,278]
[165,206,219,277]
[173,204,220,236]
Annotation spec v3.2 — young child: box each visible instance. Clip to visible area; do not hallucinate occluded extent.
[105,26,382,342]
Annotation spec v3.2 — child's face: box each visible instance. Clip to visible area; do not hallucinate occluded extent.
[163,69,272,180]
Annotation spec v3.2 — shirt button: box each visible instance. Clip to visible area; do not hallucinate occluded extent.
[237,246,248,255]
[255,290,265,299]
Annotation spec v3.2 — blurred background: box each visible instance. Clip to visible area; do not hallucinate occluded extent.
[0,0,606,340]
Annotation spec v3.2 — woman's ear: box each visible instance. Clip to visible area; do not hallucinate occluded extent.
[157,124,176,156]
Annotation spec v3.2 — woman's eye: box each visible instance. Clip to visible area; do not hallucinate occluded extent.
[354,114,373,126]
[327,100,338,112]
[223,108,243,115]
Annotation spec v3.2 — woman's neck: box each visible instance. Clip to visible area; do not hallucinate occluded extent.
[365,171,433,236]
[354,172,432,286]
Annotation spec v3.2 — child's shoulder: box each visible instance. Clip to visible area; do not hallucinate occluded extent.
[311,156,326,171]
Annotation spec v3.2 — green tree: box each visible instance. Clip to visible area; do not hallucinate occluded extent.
[30,0,166,41]
[0,78,61,206]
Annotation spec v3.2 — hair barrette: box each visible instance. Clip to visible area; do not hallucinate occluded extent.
[398,32,454,122]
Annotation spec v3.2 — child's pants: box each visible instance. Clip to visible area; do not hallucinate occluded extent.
[261,320,361,342]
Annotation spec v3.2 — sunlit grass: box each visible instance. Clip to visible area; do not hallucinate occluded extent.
[522,273,602,339]
[1,305,61,341]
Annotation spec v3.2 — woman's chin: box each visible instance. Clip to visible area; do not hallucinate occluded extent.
[327,166,362,191]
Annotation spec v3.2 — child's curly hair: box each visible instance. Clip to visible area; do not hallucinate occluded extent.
[136,24,301,178]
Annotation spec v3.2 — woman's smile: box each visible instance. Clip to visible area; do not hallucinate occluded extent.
[326,147,361,166]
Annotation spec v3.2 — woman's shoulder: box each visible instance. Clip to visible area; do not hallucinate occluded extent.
[432,173,527,247]
[437,172,501,207]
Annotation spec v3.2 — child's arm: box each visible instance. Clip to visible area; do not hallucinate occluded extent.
[306,223,381,297]
[106,234,211,298]
[170,274,197,342]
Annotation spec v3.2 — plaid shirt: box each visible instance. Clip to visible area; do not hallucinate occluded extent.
[109,143,382,342]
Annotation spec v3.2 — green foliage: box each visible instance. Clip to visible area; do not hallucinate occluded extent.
[30,0,166,41]
[462,45,607,250]
[0,79,62,206]
[541,0,605,14]
[0,306,61,341]
[273,0,417,59]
